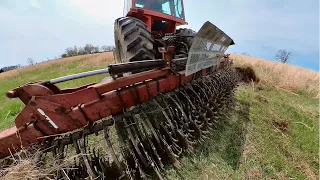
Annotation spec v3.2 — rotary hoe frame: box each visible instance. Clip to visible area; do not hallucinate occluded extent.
[0,22,239,179]
[0,58,240,179]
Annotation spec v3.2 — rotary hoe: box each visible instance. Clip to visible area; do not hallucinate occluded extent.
[0,0,240,179]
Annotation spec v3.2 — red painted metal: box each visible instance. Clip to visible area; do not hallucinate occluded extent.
[126,0,187,33]
[0,125,43,158]
[0,58,232,158]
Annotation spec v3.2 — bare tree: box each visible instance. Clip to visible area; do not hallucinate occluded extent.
[61,53,68,58]
[72,46,78,56]
[93,46,100,53]
[78,47,86,55]
[101,45,108,52]
[65,46,79,57]
[84,44,95,54]
[101,45,115,52]
[27,57,35,65]
[275,49,292,63]
[65,48,74,57]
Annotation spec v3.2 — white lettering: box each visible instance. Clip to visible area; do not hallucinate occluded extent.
[37,109,59,129]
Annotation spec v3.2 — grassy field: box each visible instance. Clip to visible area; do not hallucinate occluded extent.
[0,52,114,130]
[165,84,319,179]
[0,53,319,179]
[230,54,319,97]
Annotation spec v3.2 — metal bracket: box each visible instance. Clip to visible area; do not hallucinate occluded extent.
[158,46,175,65]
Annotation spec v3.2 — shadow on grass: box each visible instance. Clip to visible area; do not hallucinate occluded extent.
[192,99,251,170]
[219,99,250,170]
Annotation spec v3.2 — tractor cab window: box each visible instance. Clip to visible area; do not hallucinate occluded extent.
[173,0,184,19]
[135,0,185,20]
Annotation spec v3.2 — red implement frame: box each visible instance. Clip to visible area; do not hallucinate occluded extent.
[0,58,231,158]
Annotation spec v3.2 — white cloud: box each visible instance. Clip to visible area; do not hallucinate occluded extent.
[184,0,319,56]
[65,0,124,21]
[29,0,41,9]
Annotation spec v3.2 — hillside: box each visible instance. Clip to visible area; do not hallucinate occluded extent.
[0,53,319,179]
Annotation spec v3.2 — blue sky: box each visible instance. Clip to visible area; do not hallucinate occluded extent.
[0,0,319,71]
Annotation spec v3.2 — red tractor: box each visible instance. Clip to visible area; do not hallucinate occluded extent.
[114,0,234,65]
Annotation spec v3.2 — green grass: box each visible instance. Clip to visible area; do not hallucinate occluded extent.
[0,59,318,179]
[165,84,319,180]
[0,60,109,130]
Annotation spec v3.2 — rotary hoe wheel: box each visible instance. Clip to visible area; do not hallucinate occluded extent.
[8,65,240,180]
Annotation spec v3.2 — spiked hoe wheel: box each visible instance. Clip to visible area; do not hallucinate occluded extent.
[1,64,240,179]
[34,66,240,180]
[0,20,237,179]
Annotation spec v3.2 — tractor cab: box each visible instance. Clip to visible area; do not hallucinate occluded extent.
[124,0,187,33]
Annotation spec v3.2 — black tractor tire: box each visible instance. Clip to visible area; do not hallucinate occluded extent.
[176,28,197,49]
[114,17,156,63]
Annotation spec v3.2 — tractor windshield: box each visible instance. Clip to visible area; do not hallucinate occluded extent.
[135,0,185,20]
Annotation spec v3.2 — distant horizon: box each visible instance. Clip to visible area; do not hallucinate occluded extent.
[0,0,318,71]
[1,51,318,74]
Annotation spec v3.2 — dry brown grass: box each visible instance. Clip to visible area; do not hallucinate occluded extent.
[1,159,45,180]
[0,148,77,180]
[230,54,320,97]
[0,52,114,81]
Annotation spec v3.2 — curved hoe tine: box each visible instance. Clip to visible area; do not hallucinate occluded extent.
[138,165,148,180]
[172,142,183,155]
[187,129,195,133]
[161,125,180,147]
[210,108,218,114]
[202,112,207,118]
[188,138,197,146]
[169,145,180,159]
[199,137,205,143]
[92,148,97,159]
[74,139,98,179]
[207,121,214,127]
[160,137,181,169]
[149,141,165,171]
[139,140,159,172]
[166,144,179,159]
[137,118,164,170]
[144,149,165,180]
[202,130,211,135]
[103,123,122,170]
[171,135,179,142]
[152,99,176,135]
[168,96,189,123]
[198,123,205,129]
[201,135,210,140]
[195,120,202,124]
[122,117,149,168]
[176,130,189,151]
[189,120,202,135]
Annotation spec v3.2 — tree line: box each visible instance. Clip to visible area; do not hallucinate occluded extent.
[0,65,22,73]
[0,44,115,73]
[61,44,115,58]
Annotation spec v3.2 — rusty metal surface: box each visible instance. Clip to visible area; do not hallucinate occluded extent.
[0,59,230,159]
[0,125,43,158]
[0,59,240,180]
[43,63,240,179]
